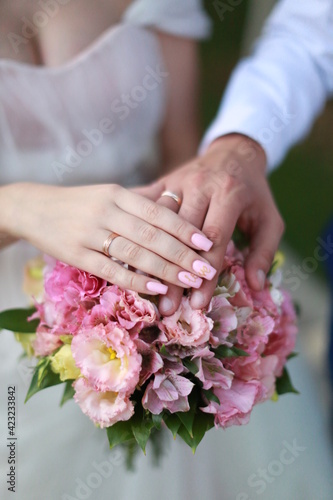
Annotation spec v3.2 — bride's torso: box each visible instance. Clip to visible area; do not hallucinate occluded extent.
[0,0,171,188]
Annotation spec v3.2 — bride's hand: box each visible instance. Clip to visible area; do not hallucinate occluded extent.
[0,183,217,295]
[133,133,284,314]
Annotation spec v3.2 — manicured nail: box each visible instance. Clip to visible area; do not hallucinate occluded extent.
[146,281,168,294]
[192,260,217,280]
[257,270,266,290]
[159,296,173,314]
[178,271,203,288]
[190,291,204,309]
[191,233,213,252]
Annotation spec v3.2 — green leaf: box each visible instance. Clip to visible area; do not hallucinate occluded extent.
[202,388,220,405]
[176,395,197,438]
[106,420,134,449]
[160,344,168,356]
[163,413,181,438]
[177,423,193,448]
[152,413,163,430]
[177,412,215,454]
[213,345,249,359]
[183,358,199,375]
[25,361,63,403]
[60,380,75,406]
[131,413,154,455]
[287,352,298,361]
[0,307,39,333]
[276,367,299,395]
[190,412,215,452]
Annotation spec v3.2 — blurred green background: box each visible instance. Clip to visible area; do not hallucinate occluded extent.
[200,0,333,275]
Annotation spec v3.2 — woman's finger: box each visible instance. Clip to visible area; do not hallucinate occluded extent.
[91,231,209,289]
[79,249,169,296]
[99,209,217,284]
[113,186,214,252]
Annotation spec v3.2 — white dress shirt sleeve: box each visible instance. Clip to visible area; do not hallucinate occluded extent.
[200,0,333,172]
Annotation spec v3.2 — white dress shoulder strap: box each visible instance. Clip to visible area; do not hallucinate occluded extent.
[123,0,212,39]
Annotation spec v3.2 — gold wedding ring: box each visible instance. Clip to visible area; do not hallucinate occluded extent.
[102,232,120,257]
[161,190,182,207]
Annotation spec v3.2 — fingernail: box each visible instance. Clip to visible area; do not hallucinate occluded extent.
[191,233,213,252]
[178,272,203,288]
[190,291,204,309]
[146,281,168,294]
[159,296,173,314]
[257,270,266,290]
[192,260,217,280]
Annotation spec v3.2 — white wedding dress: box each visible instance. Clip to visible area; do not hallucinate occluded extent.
[0,1,332,499]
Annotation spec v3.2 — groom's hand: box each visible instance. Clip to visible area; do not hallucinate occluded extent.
[132,133,284,315]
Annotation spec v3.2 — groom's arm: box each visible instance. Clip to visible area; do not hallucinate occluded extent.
[201,0,333,170]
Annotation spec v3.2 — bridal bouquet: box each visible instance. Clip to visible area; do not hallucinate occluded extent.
[0,241,298,458]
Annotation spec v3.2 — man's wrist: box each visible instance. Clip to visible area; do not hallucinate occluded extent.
[205,133,267,173]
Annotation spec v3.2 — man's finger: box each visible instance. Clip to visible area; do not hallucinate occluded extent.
[190,193,243,309]
[245,211,285,290]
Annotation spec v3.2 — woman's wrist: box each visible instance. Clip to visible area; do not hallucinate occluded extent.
[0,182,37,238]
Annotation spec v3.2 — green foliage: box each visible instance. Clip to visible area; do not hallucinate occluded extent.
[182,358,199,375]
[202,388,220,405]
[25,357,63,403]
[60,380,75,406]
[213,344,249,359]
[276,367,299,395]
[0,307,39,333]
[106,420,134,450]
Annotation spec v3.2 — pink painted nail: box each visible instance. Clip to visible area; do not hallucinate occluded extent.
[146,281,168,294]
[191,233,213,252]
[178,271,203,288]
[192,260,217,280]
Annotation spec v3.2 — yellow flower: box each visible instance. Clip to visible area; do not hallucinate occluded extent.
[23,256,45,301]
[271,251,285,273]
[50,344,81,381]
[14,333,36,358]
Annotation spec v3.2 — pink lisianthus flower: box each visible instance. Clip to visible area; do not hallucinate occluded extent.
[142,369,194,414]
[71,323,142,394]
[159,296,213,347]
[44,261,106,308]
[236,313,275,352]
[206,295,237,346]
[32,326,62,356]
[263,291,298,376]
[73,378,134,429]
[201,378,262,428]
[191,347,234,390]
[226,352,278,402]
[100,286,158,334]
